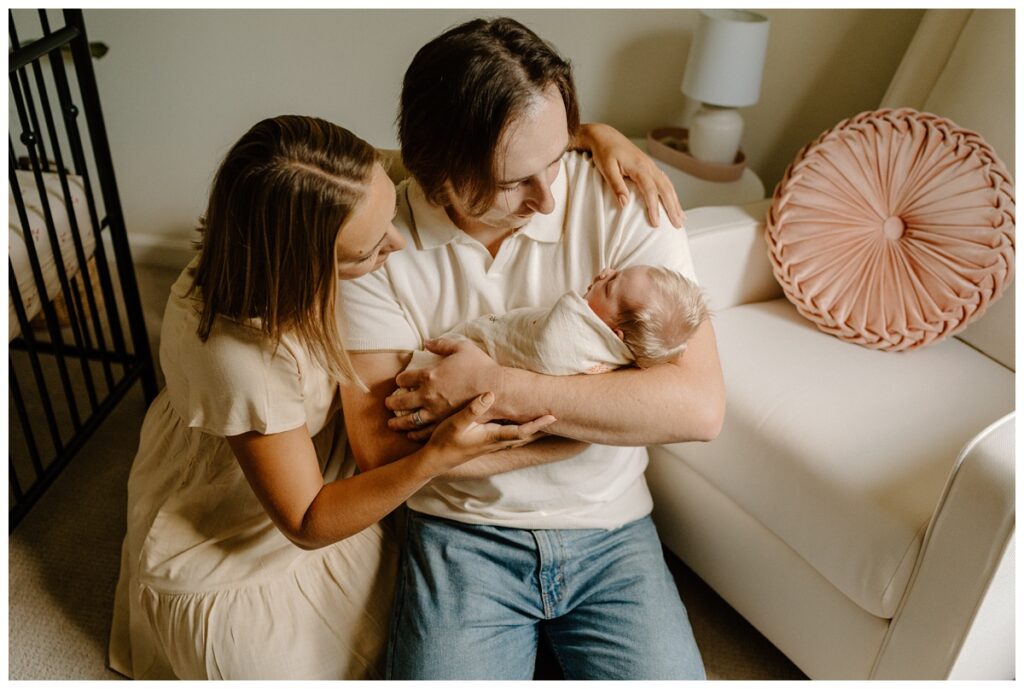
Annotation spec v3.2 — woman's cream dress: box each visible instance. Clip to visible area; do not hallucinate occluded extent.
[108,263,398,679]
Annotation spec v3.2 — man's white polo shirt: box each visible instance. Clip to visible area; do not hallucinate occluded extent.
[339,152,697,529]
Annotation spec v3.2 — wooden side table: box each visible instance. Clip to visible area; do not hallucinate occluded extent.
[631,137,766,208]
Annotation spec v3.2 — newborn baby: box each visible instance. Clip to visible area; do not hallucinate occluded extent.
[396,265,707,396]
[581,264,707,369]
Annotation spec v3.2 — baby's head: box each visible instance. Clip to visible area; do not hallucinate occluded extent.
[584,264,708,368]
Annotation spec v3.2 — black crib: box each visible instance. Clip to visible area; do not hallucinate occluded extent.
[8,9,157,530]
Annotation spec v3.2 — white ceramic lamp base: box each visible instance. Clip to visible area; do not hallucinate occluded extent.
[689,104,744,165]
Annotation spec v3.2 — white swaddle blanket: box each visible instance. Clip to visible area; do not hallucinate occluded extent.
[405,290,634,377]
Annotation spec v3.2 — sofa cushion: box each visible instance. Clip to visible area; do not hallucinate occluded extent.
[655,298,1014,618]
[766,108,1015,352]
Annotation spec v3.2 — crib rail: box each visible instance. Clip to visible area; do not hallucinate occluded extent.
[8,9,157,530]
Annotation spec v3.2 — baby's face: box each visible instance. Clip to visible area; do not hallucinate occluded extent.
[584,265,655,332]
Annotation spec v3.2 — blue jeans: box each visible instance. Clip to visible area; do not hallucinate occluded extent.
[386,511,705,680]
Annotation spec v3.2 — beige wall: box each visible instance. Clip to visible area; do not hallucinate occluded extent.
[74,8,923,264]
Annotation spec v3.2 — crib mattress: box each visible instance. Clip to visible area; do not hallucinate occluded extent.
[9,169,96,341]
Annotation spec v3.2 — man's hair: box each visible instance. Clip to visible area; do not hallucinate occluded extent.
[616,267,709,369]
[190,115,377,388]
[398,17,581,216]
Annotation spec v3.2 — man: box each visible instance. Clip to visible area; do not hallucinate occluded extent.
[339,17,724,680]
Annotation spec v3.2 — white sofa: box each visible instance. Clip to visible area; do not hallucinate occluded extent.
[646,9,1015,680]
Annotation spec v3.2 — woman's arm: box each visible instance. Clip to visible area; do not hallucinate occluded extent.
[437,435,590,481]
[228,392,554,550]
[572,122,686,228]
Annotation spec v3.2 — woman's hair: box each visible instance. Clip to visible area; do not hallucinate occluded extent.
[398,17,580,216]
[189,115,377,387]
[616,267,709,369]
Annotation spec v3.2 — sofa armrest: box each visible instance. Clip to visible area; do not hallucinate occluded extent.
[377,148,410,185]
[686,199,783,311]
[873,412,1015,679]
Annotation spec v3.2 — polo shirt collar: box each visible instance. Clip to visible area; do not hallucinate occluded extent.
[406,159,568,249]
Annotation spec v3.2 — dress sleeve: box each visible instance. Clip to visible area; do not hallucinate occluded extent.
[174,321,309,437]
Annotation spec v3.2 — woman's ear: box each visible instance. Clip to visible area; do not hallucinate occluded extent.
[613,328,625,340]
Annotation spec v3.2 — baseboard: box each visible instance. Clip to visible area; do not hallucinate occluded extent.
[127,233,197,270]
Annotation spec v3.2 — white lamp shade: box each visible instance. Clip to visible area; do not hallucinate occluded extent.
[681,9,770,108]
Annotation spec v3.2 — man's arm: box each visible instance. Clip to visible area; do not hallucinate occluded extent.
[340,352,421,472]
[341,351,589,475]
[389,319,725,447]
[502,320,725,445]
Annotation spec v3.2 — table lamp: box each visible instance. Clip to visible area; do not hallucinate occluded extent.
[681,9,770,165]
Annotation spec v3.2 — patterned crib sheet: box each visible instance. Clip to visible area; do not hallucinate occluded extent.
[9,169,96,341]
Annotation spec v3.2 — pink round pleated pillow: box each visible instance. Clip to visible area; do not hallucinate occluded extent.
[766,108,1015,351]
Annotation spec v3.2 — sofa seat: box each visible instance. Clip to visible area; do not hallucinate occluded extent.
[653,298,1014,620]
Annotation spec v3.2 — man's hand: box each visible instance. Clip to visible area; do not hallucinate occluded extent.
[385,338,502,435]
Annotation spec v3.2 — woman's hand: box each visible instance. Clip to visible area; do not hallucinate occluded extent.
[573,122,686,228]
[386,338,503,436]
[421,392,556,473]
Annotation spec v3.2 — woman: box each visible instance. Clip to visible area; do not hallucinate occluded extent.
[108,115,681,680]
